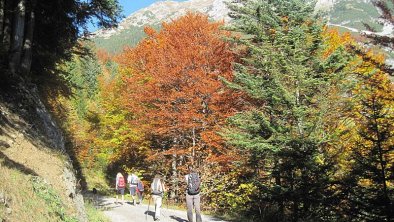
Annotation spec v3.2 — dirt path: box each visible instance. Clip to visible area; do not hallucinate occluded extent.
[98,197,227,222]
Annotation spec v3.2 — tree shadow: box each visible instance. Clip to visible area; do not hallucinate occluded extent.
[86,194,123,211]
[0,140,10,149]
[0,150,39,176]
[0,78,88,190]
[169,215,188,222]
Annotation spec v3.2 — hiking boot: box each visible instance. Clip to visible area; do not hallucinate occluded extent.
[154,218,160,221]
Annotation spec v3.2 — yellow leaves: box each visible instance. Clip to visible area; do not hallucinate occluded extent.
[281,16,289,23]
[221,182,257,209]
[269,28,276,35]
[358,179,373,187]
[321,28,354,59]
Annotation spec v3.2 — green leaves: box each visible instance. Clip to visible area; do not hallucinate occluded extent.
[222,0,353,219]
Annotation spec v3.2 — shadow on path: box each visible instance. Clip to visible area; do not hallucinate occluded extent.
[169,215,188,222]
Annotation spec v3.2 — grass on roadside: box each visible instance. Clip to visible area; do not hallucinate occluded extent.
[0,159,78,222]
[85,201,110,222]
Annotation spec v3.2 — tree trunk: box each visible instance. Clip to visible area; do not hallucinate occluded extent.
[170,152,178,201]
[290,171,298,222]
[20,0,35,76]
[273,160,284,220]
[2,0,11,55]
[372,98,392,218]
[0,0,4,40]
[192,127,196,165]
[9,0,25,75]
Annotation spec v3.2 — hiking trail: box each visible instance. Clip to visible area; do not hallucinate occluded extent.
[97,196,227,222]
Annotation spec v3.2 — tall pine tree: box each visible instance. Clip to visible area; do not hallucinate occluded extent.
[224,0,351,220]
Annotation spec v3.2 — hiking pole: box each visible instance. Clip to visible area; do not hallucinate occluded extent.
[166,192,169,217]
[146,195,151,221]
[162,192,169,220]
[160,194,166,219]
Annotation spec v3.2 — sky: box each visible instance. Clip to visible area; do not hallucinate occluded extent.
[88,0,187,32]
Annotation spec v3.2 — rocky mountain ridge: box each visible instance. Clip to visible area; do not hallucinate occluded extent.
[91,0,393,53]
[92,0,230,40]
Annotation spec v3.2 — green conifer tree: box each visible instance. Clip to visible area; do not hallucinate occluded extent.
[224,0,351,220]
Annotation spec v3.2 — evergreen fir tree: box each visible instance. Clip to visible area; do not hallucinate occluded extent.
[224,0,351,220]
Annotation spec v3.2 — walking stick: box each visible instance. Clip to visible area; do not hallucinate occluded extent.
[146,195,151,221]
[162,192,169,219]
[166,192,169,214]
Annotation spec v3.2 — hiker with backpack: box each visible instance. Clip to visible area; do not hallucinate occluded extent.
[136,178,144,204]
[127,172,139,205]
[115,172,126,204]
[185,166,202,222]
[151,174,166,221]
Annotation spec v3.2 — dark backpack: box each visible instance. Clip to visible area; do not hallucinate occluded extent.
[118,176,125,188]
[187,173,201,195]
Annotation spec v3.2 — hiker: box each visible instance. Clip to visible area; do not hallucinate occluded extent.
[185,166,202,222]
[127,172,139,205]
[92,187,98,205]
[115,172,126,204]
[151,174,166,221]
[137,179,144,204]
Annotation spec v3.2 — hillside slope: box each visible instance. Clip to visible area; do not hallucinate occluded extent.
[0,84,87,222]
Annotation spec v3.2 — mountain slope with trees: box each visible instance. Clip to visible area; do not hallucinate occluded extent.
[50,0,393,221]
[1,0,393,221]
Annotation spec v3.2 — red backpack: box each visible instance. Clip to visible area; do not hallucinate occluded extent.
[118,176,125,188]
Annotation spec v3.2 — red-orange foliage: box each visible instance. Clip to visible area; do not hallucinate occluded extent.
[118,13,237,165]
[96,48,112,64]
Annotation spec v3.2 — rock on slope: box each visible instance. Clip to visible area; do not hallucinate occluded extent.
[0,83,87,222]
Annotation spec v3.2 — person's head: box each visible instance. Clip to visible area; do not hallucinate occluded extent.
[116,172,123,178]
[155,171,166,179]
[188,165,196,173]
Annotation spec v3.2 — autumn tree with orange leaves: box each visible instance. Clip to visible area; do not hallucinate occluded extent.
[118,13,238,199]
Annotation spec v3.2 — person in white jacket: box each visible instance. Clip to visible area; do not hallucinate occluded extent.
[151,174,166,221]
[127,173,139,205]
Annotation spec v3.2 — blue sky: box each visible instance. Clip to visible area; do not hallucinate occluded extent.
[88,0,187,32]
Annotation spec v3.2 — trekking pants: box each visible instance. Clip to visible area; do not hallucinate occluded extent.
[186,193,202,222]
[152,194,162,219]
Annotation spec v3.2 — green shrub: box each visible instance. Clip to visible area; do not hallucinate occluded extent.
[31,177,78,222]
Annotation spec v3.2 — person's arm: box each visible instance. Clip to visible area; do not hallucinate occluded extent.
[115,177,119,189]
